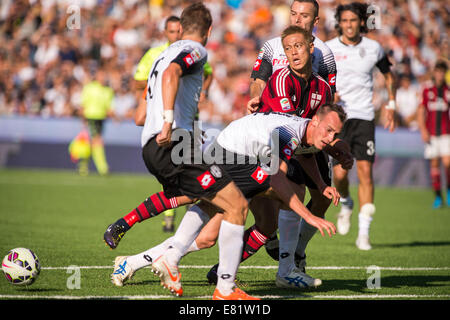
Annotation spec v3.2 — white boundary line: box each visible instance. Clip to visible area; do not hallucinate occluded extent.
[41,265,450,271]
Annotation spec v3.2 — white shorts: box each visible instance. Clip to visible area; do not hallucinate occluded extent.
[424,134,450,159]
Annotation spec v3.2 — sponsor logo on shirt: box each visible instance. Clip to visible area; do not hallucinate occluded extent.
[328,74,336,85]
[253,59,262,71]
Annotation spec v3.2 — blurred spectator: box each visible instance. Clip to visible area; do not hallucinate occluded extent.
[395,74,420,130]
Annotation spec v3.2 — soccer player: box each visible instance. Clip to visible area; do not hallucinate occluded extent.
[111,105,344,297]
[417,60,449,209]
[326,2,397,250]
[106,2,257,300]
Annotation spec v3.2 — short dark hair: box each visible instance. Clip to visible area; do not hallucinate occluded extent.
[180,2,212,37]
[292,0,320,18]
[317,103,347,124]
[164,16,180,29]
[435,60,448,72]
[335,2,369,35]
[281,25,313,45]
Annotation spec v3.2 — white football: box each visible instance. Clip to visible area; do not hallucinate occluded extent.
[2,248,41,285]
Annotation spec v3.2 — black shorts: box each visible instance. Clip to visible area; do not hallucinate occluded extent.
[286,151,331,190]
[86,119,104,137]
[333,119,375,163]
[219,153,271,199]
[142,133,232,199]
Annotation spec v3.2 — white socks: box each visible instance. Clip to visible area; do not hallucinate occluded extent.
[216,220,244,295]
[164,204,210,266]
[358,203,375,237]
[127,237,174,271]
[127,205,209,271]
[295,218,317,258]
[277,209,301,277]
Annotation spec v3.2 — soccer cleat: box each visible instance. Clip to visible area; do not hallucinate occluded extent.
[111,256,135,286]
[275,268,322,289]
[151,255,183,296]
[104,223,127,249]
[337,197,354,235]
[433,196,443,209]
[212,287,260,300]
[294,254,307,273]
[206,263,219,284]
[356,234,372,250]
[264,235,280,261]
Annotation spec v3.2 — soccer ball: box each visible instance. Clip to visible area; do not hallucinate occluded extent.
[2,248,41,285]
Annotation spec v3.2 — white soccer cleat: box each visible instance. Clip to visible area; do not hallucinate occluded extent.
[356,234,372,250]
[111,256,135,286]
[151,255,183,296]
[275,268,322,289]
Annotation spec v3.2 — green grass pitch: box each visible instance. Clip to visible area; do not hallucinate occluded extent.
[0,168,449,300]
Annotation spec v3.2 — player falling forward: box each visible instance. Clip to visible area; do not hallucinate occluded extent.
[111,105,344,298]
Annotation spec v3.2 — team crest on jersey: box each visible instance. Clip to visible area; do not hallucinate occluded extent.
[280,98,292,111]
[251,167,269,184]
[183,48,201,67]
[197,171,216,189]
[310,93,322,109]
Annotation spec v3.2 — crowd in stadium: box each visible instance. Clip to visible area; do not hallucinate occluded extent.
[0,0,448,129]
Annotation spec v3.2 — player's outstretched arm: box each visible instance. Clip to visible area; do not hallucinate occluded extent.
[295,153,340,206]
[269,159,336,237]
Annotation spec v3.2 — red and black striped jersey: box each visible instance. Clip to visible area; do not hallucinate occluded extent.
[258,67,332,119]
[421,84,449,136]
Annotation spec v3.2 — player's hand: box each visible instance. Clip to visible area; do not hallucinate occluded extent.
[247,96,261,114]
[156,122,173,147]
[384,109,396,133]
[304,215,336,237]
[421,130,431,144]
[323,139,354,170]
[321,186,340,206]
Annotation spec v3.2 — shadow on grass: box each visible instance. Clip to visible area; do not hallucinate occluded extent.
[239,274,450,297]
[376,241,450,248]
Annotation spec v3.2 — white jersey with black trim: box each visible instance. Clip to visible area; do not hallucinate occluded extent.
[326,36,386,121]
[252,35,336,91]
[141,39,207,147]
[216,112,313,160]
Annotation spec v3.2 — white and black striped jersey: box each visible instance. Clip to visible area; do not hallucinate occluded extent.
[251,35,336,93]
[141,39,207,147]
[216,112,317,163]
[326,36,391,121]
